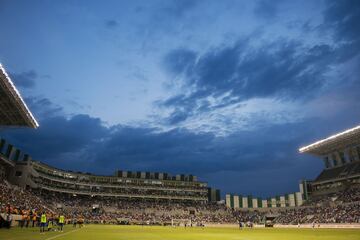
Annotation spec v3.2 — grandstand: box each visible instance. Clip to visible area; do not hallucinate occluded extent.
[226,125,360,209]
[1,138,232,225]
[299,125,360,196]
[222,125,360,227]
[0,113,359,228]
[0,64,39,129]
[8,155,209,202]
[0,64,38,186]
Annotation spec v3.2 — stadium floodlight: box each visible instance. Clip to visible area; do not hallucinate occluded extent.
[299,125,360,153]
[0,63,39,128]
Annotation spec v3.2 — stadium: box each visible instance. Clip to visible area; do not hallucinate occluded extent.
[0,63,359,239]
[1,1,360,239]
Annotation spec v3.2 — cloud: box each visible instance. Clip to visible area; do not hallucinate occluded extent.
[159,0,360,128]
[160,0,199,18]
[3,89,359,195]
[163,48,197,76]
[10,70,37,89]
[1,114,108,169]
[254,0,281,20]
[3,103,359,195]
[89,123,305,176]
[160,39,340,125]
[105,20,118,29]
[24,96,63,120]
[0,106,319,179]
[323,0,360,43]
[166,110,190,125]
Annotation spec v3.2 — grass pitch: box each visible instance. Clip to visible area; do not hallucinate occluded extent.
[0,225,359,240]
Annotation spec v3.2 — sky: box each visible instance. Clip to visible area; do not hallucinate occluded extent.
[0,0,359,198]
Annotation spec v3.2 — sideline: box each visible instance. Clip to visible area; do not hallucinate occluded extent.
[44,228,80,240]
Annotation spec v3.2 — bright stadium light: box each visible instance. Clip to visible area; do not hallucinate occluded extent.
[299,125,360,153]
[0,63,39,128]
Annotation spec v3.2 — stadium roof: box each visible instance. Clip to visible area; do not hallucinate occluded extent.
[299,125,360,156]
[0,64,39,128]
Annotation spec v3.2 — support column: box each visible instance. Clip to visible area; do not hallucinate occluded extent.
[225,194,231,208]
[323,157,330,168]
[354,146,360,161]
[289,194,295,207]
[262,199,268,208]
[242,196,248,208]
[271,197,276,208]
[234,195,240,209]
[295,192,303,206]
[335,151,346,166]
[330,154,339,167]
[333,152,342,166]
[345,148,353,162]
[327,154,334,168]
[280,196,286,207]
[339,151,347,164]
[252,198,258,209]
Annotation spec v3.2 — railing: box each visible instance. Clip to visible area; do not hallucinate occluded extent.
[36,184,208,201]
[34,171,208,192]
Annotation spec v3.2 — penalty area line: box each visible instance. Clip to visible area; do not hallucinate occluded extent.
[44,228,80,240]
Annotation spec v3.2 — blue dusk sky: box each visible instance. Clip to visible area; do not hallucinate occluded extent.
[0,0,359,197]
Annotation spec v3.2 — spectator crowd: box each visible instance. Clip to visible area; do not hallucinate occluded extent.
[1,181,360,228]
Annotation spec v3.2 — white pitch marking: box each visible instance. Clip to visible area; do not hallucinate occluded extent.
[44,228,80,240]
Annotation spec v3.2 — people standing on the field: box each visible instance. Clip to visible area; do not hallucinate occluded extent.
[58,214,65,232]
[72,217,77,228]
[78,216,84,228]
[20,212,25,228]
[5,212,12,229]
[32,213,37,227]
[47,218,53,231]
[40,212,47,233]
[26,213,30,227]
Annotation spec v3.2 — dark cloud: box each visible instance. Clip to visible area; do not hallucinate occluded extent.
[166,110,190,125]
[0,96,107,170]
[159,0,199,18]
[0,94,322,177]
[160,0,360,125]
[323,0,360,42]
[161,39,339,123]
[321,0,360,62]
[254,0,281,20]
[163,48,197,76]
[10,70,37,89]
[105,20,118,29]
[3,91,360,196]
[24,96,63,120]
[1,114,108,169]
[90,123,303,176]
